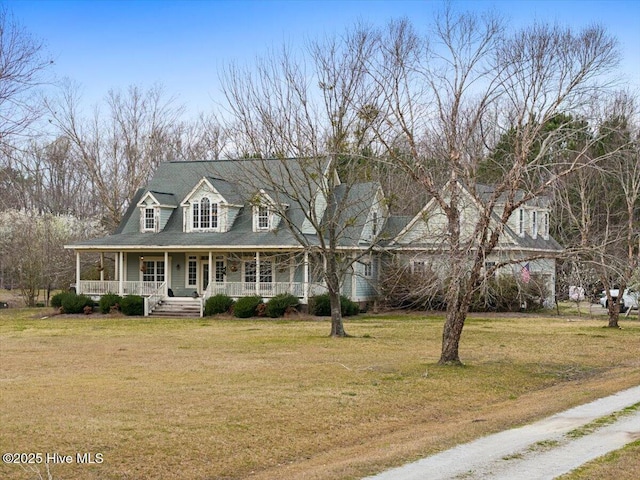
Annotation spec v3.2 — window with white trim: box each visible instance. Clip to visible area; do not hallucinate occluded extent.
[143,207,156,232]
[362,261,372,278]
[244,260,257,289]
[518,209,524,236]
[192,197,219,231]
[257,205,269,230]
[259,260,273,284]
[187,256,197,287]
[532,211,538,238]
[142,260,165,282]
[544,212,549,238]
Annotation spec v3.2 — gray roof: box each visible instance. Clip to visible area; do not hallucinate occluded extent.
[72,158,377,250]
[324,182,381,246]
[148,191,178,207]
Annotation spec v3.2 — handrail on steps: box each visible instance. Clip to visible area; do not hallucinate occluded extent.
[144,282,166,317]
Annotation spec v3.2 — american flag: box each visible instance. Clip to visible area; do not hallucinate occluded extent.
[521,263,531,283]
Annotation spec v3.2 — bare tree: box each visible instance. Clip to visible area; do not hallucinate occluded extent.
[369,9,620,363]
[45,82,185,230]
[220,29,384,336]
[0,5,51,149]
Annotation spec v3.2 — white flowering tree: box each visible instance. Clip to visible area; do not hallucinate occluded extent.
[0,210,103,306]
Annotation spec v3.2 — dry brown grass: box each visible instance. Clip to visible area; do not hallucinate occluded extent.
[556,440,640,480]
[1,307,639,480]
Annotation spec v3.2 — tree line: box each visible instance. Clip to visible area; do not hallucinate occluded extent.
[1,5,638,363]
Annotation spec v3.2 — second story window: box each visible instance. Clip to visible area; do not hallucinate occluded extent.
[544,212,549,238]
[372,211,378,237]
[518,209,524,236]
[192,198,218,230]
[532,211,538,238]
[144,207,155,232]
[257,205,269,230]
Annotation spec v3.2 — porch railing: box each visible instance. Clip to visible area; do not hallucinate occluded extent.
[79,280,329,301]
[144,282,166,316]
[78,280,165,297]
[203,282,327,301]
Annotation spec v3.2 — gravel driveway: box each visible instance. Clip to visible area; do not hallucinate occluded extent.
[365,385,640,480]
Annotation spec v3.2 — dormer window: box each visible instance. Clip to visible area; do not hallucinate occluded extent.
[192,197,219,231]
[257,205,269,230]
[543,212,549,239]
[143,207,156,232]
[518,209,524,236]
[532,211,538,238]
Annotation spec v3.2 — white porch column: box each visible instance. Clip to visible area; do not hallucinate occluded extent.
[100,252,105,282]
[118,252,124,296]
[303,251,309,303]
[255,251,260,294]
[208,251,213,293]
[351,254,357,301]
[75,251,81,294]
[164,251,169,296]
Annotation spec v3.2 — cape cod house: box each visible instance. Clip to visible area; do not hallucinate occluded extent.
[67,159,562,315]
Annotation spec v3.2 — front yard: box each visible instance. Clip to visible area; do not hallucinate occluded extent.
[1,306,639,479]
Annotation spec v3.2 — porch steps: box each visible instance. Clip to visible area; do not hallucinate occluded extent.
[150,297,202,318]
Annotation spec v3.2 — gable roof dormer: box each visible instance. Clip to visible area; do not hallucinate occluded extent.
[180,177,244,233]
[251,189,288,232]
[136,190,177,233]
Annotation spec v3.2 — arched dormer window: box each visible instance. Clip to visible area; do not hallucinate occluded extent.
[192,197,218,230]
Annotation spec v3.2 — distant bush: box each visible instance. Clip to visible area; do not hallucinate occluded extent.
[99,293,123,314]
[60,293,94,314]
[380,262,549,313]
[204,294,235,316]
[120,295,144,316]
[310,294,359,317]
[265,293,299,318]
[469,275,549,313]
[233,295,263,318]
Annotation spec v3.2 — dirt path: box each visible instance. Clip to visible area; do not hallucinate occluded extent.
[365,385,640,480]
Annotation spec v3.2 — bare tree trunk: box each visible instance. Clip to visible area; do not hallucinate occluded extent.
[325,250,347,337]
[440,309,466,365]
[606,302,620,328]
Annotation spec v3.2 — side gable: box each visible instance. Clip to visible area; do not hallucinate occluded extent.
[391,183,519,247]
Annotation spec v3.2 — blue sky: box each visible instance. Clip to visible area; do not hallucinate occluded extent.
[7,0,640,118]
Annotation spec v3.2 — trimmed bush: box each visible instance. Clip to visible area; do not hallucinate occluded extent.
[120,295,144,316]
[60,293,94,314]
[204,294,235,316]
[310,294,359,317]
[99,293,123,314]
[233,295,263,318]
[51,291,75,309]
[265,293,299,318]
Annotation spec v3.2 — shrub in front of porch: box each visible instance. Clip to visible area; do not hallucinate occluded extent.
[233,296,263,318]
[59,293,95,314]
[51,291,76,309]
[204,294,235,316]
[120,295,144,316]
[99,294,123,314]
[310,294,360,317]
[265,293,300,318]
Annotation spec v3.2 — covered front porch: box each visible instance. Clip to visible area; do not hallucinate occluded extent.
[73,248,331,316]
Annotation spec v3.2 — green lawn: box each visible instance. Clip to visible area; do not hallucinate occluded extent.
[1,308,639,479]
